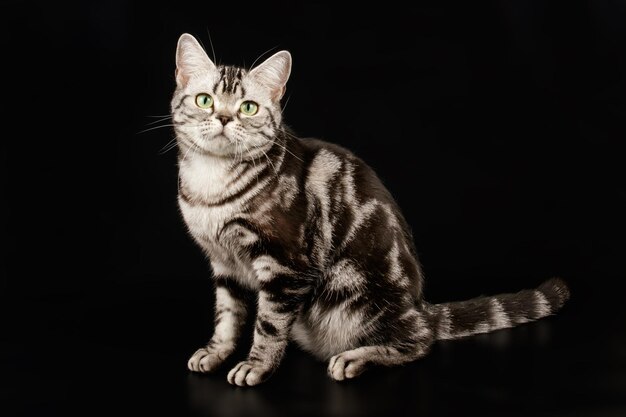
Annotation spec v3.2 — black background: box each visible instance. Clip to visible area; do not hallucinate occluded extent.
[2,1,625,416]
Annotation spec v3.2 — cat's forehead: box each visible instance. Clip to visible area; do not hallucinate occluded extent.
[213,65,248,96]
[185,64,270,101]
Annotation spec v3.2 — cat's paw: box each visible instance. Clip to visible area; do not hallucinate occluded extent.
[327,351,368,381]
[187,346,232,373]
[227,360,273,387]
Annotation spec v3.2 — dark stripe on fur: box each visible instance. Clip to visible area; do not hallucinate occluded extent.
[213,276,254,302]
[174,94,190,110]
[257,319,279,337]
[180,163,273,207]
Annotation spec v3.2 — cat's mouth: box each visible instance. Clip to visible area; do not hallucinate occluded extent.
[210,133,232,142]
[208,125,232,141]
[204,129,231,142]
[191,132,238,156]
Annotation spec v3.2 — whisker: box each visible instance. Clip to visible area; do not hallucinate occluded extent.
[235,138,243,166]
[145,116,172,126]
[249,45,280,70]
[281,94,292,113]
[271,133,303,162]
[241,139,261,187]
[260,145,279,176]
[250,146,261,186]
[177,138,199,196]
[137,124,178,134]
[159,137,179,155]
[205,27,218,66]
[137,122,204,135]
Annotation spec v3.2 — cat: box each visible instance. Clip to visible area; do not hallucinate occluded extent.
[171,33,570,386]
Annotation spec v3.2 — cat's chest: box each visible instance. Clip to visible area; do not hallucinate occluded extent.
[179,198,240,243]
[180,198,259,290]
[177,157,252,250]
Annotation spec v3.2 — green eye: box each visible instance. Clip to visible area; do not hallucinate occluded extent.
[195,93,213,109]
[239,101,259,116]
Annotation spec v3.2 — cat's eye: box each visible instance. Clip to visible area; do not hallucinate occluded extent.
[239,101,259,116]
[195,93,214,109]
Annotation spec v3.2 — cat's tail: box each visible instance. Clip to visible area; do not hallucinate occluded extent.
[425,277,570,341]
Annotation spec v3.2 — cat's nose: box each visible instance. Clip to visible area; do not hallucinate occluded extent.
[218,115,232,126]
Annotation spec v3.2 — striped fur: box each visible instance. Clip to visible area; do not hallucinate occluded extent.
[172,34,570,386]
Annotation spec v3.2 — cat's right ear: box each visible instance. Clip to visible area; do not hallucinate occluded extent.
[175,33,216,87]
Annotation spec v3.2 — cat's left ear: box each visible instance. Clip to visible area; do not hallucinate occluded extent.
[175,33,216,87]
[249,51,292,102]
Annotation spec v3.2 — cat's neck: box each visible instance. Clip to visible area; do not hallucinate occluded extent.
[177,136,290,203]
[178,150,242,200]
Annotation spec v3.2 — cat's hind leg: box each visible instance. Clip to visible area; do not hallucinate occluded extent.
[327,308,434,381]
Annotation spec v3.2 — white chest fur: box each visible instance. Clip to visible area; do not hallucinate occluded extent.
[179,153,234,201]
[178,154,236,238]
[177,153,259,288]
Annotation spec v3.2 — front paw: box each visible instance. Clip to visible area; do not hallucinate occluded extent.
[187,345,233,373]
[227,360,274,387]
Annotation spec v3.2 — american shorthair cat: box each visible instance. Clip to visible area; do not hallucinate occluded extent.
[171,33,570,386]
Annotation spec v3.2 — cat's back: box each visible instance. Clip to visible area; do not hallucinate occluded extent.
[295,136,396,205]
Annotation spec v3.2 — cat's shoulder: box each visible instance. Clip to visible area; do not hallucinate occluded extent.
[296,137,389,197]
[298,137,359,163]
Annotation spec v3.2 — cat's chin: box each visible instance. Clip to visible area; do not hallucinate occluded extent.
[189,136,240,158]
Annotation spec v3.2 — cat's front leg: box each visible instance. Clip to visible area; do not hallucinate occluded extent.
[188,275,249,373]
[227,256,309,386]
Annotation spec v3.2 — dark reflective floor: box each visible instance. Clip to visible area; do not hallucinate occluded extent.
[4,276,626,417]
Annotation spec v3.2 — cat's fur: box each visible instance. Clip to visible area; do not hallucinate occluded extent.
[171,33,570,386]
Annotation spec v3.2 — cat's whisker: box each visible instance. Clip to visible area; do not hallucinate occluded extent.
[180,137,197,161]
[246,143,261,186]
[235,139,244,166]
[176,139,199,196]
[275,130,304,162]
[272,133,303,162]
[239,139,263,186]
[146,114,173,118]
[249,45,279,70]
[260,145,279,176]
[137,124,179,134]
[159,143,177,155]
[159,137,179,155]
[138,122,205,135]
[205,27,218,67]
[281,94,292,113]
[145,116,172,126]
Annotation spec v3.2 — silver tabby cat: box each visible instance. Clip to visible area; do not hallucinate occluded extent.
[171,33,570,386]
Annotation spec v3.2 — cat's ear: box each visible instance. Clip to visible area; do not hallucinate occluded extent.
[249,51,292,102]
[175,33,216,87]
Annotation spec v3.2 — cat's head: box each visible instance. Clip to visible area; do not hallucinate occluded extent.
[171,33,291,157]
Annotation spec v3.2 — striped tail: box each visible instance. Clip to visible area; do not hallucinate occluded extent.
[427,278,570,340]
